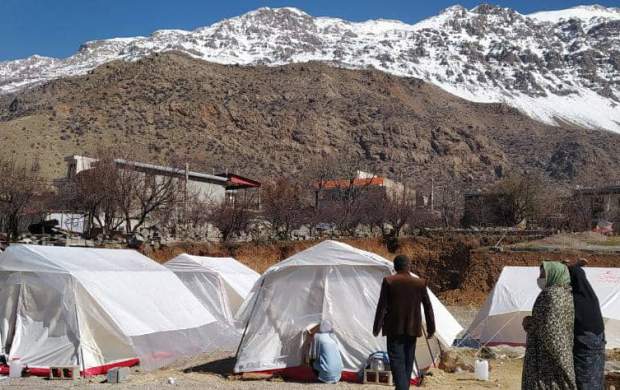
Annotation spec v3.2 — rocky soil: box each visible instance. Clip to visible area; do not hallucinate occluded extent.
[1,54,619,187]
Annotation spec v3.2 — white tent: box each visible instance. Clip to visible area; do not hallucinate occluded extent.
[234,240,462,383]
[165,254,259,327]
[0,245,236,376]
[467,266,620,348]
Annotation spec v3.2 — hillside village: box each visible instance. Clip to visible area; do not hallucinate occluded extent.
[1,152,619,248]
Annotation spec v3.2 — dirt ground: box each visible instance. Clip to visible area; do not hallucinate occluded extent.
[147,234,620,307]
[0,350,524,390]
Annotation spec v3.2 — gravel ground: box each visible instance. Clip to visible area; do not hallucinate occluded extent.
[0,349,525,390]
[0,306,502,389]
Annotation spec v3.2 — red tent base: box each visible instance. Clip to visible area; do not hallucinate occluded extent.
[0,358,139,378]
[83,358,140,376]
[244,366,420,385]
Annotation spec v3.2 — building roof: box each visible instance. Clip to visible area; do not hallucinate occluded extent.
[315,177,385,190]
[216,173,261,189]
[65,155,261,188]
[115,159,227,184]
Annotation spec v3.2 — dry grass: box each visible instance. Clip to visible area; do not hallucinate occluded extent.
[148,238,393,272]
[149,236,472,275]
[513,232,620,251]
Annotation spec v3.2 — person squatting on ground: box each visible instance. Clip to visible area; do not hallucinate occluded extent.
[373,255,435,390]
[566,259,606,390]
[522,261,577,390]
[310,319,344,384]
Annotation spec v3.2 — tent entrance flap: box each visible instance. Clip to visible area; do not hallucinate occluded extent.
[0,281,20,357]
[9,275,80,367]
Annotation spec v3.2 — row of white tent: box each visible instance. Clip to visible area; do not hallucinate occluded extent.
[0,241,617,381]
[0,245,253,376]
[0,241,462,381]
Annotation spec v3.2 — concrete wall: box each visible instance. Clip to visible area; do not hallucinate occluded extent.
[186,180,226,203]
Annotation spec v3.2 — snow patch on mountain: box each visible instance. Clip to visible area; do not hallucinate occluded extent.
[528,5,620,23]
[1,4,619,133]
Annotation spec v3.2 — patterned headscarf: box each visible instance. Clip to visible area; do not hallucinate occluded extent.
[542,261,570,287]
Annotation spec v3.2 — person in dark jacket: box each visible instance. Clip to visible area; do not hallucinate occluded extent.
[373,255,435,390]
[567,259,606,390]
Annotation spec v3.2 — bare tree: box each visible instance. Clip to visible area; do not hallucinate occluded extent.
[491,173,548,226]
[0,158,45,240]
[562,189,596,232]
[304,155,338,211]
[162,185,219,240]
[261,177,307,240]
[364,190,390,236]
[58,156,124,237]
[306,155,376,236]
[184,193,215,227]
[366,183,416,238]
[384,185,417,237]
[209,191,256,243]
[111,161,180,234]
[434,183,466,228]
[61,151,181,238]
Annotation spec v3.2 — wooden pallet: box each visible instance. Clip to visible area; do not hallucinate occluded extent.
[49,366,80,380]
[363,369,393,386]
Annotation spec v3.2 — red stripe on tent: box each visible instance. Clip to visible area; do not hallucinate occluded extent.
[83,358,140,376]
[0,358,139,378]
[26,367,50,376]
[243,366,420,385]
[151,351,175,359]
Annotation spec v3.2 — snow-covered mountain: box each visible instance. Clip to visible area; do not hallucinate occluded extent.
[1,4,619,132]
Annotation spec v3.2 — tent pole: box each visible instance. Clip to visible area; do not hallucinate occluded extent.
[421,328,436,368]
[234,278,265,364]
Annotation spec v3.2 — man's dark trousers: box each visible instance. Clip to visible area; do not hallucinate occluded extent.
[387,335,417,390]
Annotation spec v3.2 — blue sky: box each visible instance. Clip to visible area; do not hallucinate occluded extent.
[1,0,617,61]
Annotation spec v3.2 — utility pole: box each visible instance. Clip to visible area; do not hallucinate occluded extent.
[184,162,189,225]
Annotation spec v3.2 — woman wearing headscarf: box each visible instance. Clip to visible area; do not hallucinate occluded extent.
[311,319,343,384]
[522,261,577,390]
[567,259,606,390]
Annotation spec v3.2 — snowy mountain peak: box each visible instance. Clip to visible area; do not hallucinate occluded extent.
[1,4,619,133]
[471,3,518,15]
[228,6,313,24]
[253,6,309,15]
[528,4,620,23]
[440,5,467,14]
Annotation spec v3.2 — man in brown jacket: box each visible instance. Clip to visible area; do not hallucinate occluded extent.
[373,255,435,390]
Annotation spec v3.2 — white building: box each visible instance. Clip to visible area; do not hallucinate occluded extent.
[63,155,237,203]
[52,156,261,237]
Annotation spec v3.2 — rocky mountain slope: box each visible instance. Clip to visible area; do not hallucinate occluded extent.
[1,53,619,186]
[1,5,619,132]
